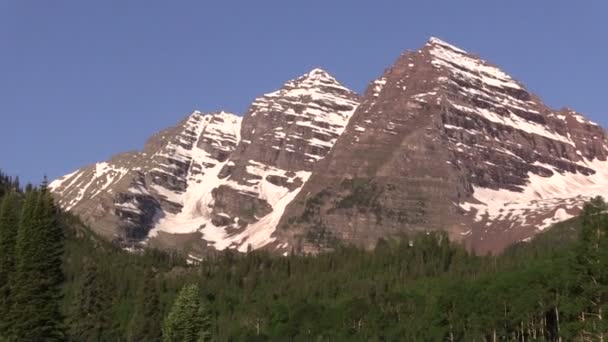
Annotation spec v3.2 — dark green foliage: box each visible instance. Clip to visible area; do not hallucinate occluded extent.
[303,223,340,247]
[0,191,20,336]
[296,188,331,224]
[335,178,383,210]
[0,170,606,340]
[503,215,582,258]
[58,211,187,341]
[333,179,427,224]
[127,270,162,342]
[54,213,604,340]
[163,284,211,342]
[0,170,20,198]
[11,188,66,340]
[564,196,608,340]
[67,260,116,341]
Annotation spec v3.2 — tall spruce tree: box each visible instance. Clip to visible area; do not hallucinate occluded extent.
[8,190,37,338]
[11,188,66,340]
[127,270,163,342]
[163,284,212,342]
[67,260,115,341]
[0,171,9,197]
[568,196,608,340]
[0,191,20,337]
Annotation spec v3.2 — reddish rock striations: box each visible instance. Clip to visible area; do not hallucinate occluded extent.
[278,38,608,255]
[49,111,242,244]
[50,69,360,256]
[51,38,608,256]
[201,68,359,252]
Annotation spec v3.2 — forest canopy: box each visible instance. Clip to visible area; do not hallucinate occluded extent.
[0,170,606,341]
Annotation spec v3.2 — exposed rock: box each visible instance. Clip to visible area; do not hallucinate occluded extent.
[278,37,608,255]
[49,111,242,243]
[50,69,359,255]
[51,38,608,256]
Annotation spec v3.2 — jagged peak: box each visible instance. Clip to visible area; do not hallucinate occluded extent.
[261,67,357,101]
[295,67,344,88]
[556,107,599,126]
[426,36,468,54]
[423,36,523,91]
[306,67,331,78]
[209,110,241,120]
[179,111,241,143]
[189,110,240,121]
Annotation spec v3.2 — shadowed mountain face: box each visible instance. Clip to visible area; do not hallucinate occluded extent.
[51,38,608,256]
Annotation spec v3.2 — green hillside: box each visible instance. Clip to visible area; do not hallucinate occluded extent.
[0,170,606,341]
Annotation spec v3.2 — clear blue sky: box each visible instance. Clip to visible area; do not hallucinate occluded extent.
[1,1,607,184]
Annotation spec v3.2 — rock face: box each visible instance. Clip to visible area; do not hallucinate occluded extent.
[151,68,359,252]
[51,38,608,255]
[50,69,359,254]
[50,111,242,243]
[278,38,608,254]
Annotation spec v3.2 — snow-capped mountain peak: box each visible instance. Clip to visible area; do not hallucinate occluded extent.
[51,69,360,254]
[427,36,468,54]
[51,38,607,256]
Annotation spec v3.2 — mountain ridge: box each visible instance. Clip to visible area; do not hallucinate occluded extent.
[278,37,608,254]
[50,37,607,256]
[50,68,360,255]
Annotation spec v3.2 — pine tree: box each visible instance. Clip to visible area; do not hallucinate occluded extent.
[8,190,38,338]
[0,191,20,336]
[0,171,8,197]
[163,284,212,342]
[11,189,66,340]
[127,270,162,342]
[67,260,115,341]
[568,196,608,340]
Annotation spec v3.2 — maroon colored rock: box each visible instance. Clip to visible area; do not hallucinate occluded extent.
[51,38,608,257]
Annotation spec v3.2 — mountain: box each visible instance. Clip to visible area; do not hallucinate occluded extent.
[51,38,608,255]
[50,69,359,255]
[49,110,242,241]
[278,37,608,254]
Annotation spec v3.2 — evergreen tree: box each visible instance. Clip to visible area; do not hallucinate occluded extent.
[127,270,162,342]
[67,260,115,341]
[3,171,607,340]
[567,196,608,340]
[8,190,37,338]
[0,171,10,197]
[163,284,212,342]
[0,191,20,336]
[11,189,66,341]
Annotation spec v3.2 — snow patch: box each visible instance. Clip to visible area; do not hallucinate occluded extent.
[449,101,574,146]
[460,158,608,230]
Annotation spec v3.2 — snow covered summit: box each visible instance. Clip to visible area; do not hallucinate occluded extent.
[52,38,608,255]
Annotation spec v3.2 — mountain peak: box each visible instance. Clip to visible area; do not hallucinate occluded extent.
[261,67,356,102]
[296,67,343,87]
[50,38,607,257]
[422,36,523,92]
[426,36,467,54]
[209,110,240,120]
[306,67,331,77]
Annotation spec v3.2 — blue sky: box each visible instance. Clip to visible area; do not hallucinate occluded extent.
[1,1,607,184]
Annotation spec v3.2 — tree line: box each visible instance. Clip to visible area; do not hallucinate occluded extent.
[0,170,606,340]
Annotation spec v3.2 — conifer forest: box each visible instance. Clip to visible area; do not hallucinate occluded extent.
[0,171,606,341]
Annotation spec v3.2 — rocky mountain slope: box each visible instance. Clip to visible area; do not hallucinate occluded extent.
[50,110,242,242]
[278,38,608,254]
[50,69,359,255]
[51,38,608,255]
